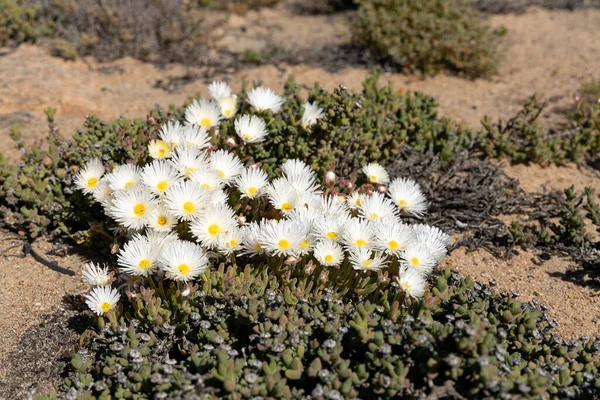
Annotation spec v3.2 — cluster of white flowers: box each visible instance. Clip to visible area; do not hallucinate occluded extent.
[76,81,448,315]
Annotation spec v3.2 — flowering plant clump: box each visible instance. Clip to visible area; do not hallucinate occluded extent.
[73,81,450,315]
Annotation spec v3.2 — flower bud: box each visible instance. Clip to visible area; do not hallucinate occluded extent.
[325,171,336,183]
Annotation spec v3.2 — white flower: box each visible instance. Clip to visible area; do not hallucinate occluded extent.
[313,241,344,267]
[159,240,209,282]
[397,267,426,299]
[217,227,245,255]
[259,219,302,257]
[373,220,412,256]
[362,163,390,185]
[141,160,181,196]
[348,248,387,272]
[401,243,437,277]
[412,224,451,247]
[181,124,211,150]
[265,178,298,214]
[313,195,348,219]
[218,96,239,119]
[210,150,243,182]
[208,189,228,206]
[148,205,178,232]
[247,87,284,113]
[189,204,237,248]
[281,159,319,194]
[145,231,179,252]
[341,218,374,251]
[82,262,112,286]
[240,221,266,257]
[110,187,158,230]
[159,121,184,148]
[75,158,105,194]
[235,115,269,144]
[185,99,222,129]
[148,139,172,160]
[301,102,325,128]
[105,164,142,192]
[164,180,209,221]
[314,215,346,242]
[92,180,114,208]
[191,169,225,192]
[347,192,366,210]
[170,145,208,178]
[358,192,397,222]
[85,286,120,315]
[388,177,427,217]
[117,235,159,276]
[235,167,268,199]
[208,80,232,100]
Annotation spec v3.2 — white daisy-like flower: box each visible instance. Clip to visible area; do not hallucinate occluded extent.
[258,219,302,257]
[240,221,266,257]
[208,189,228,206]
[362,163,390,185]
[247,87,284,113]
[82,262,112,286]
[315,195,348,219]
[159,240,209,282]
[373,219,412,256]
[189,204,237,248]
[148,205,178,232]
[412,224,451,247]
[181,124,211,150]
[85,286,120,315]
[401,243,437,277]
[164,180,209,221]
[191,169,225,192]
[388,177,427,217]
[148,139,172,160]
[348,248,388,272]
[208,80,232,100]
[159,121,184,148]
[170,145,208,179]
[218,96,239,119]
[301,102,325,128]
[358,192,397,222]
[217,227,245,255]
[185,99,222,129]
[235,115,269,144]
[235,167,268,199]
[92,180,114,208]
[141,160,181,196]
[397,267,426,299]
[314,215,346,242]
[313,241,344,267]
[347,192,366,210]
[341,218,374,251]
[210,150,243,182]
[105,164,142,192]
[281,159,319,191]
[264,178,298,214]
[117,235,159,276]
[110,187,157,230]
[75,158,105,195]
[145,230,179,252]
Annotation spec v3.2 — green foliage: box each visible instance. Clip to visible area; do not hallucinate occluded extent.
[355,0,500,77]
[50,268,600,399]
[0,0,51,45]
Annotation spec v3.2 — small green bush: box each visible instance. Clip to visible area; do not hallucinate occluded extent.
[355,0,500,77]
[44,268,600,399]
[0,0,48,45]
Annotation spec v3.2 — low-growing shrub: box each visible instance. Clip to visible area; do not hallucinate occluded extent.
[0,0,50,46]
[355,0,501,77]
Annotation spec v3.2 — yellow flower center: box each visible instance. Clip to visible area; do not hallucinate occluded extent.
[158,148,165,157]
[356,199,362,207]
[327,231,338,240]
[402,282,410,291]
[178,263,190,275]
[125,181,135,187]
[411,257,420,266]
[369,213,379,220]
[157,181,168,192]
[200,118,211,127]
[370,175,377,183]
[138,259,152,270]
[324,254,333,263]
[133,203,146,216]
[224,109,232,116]
[362,259,373,268]
[299,240,310,249]
[389,240,399,250]
[201,183,212,191]
[208,224,221,236]
[183,201,196,214]
[87,177,98,188]
[278,239,290,250]
[100,302,112,313]
[281,202,292,212]
[243,133,251,140]
[399,199,406,207]
[228,239,238,247]
[217,170,225,178]
[355,238,367,247]
[254,243,262,251]
[248,186,258,196]
[157,216,167,226]
[185,166,196,177]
